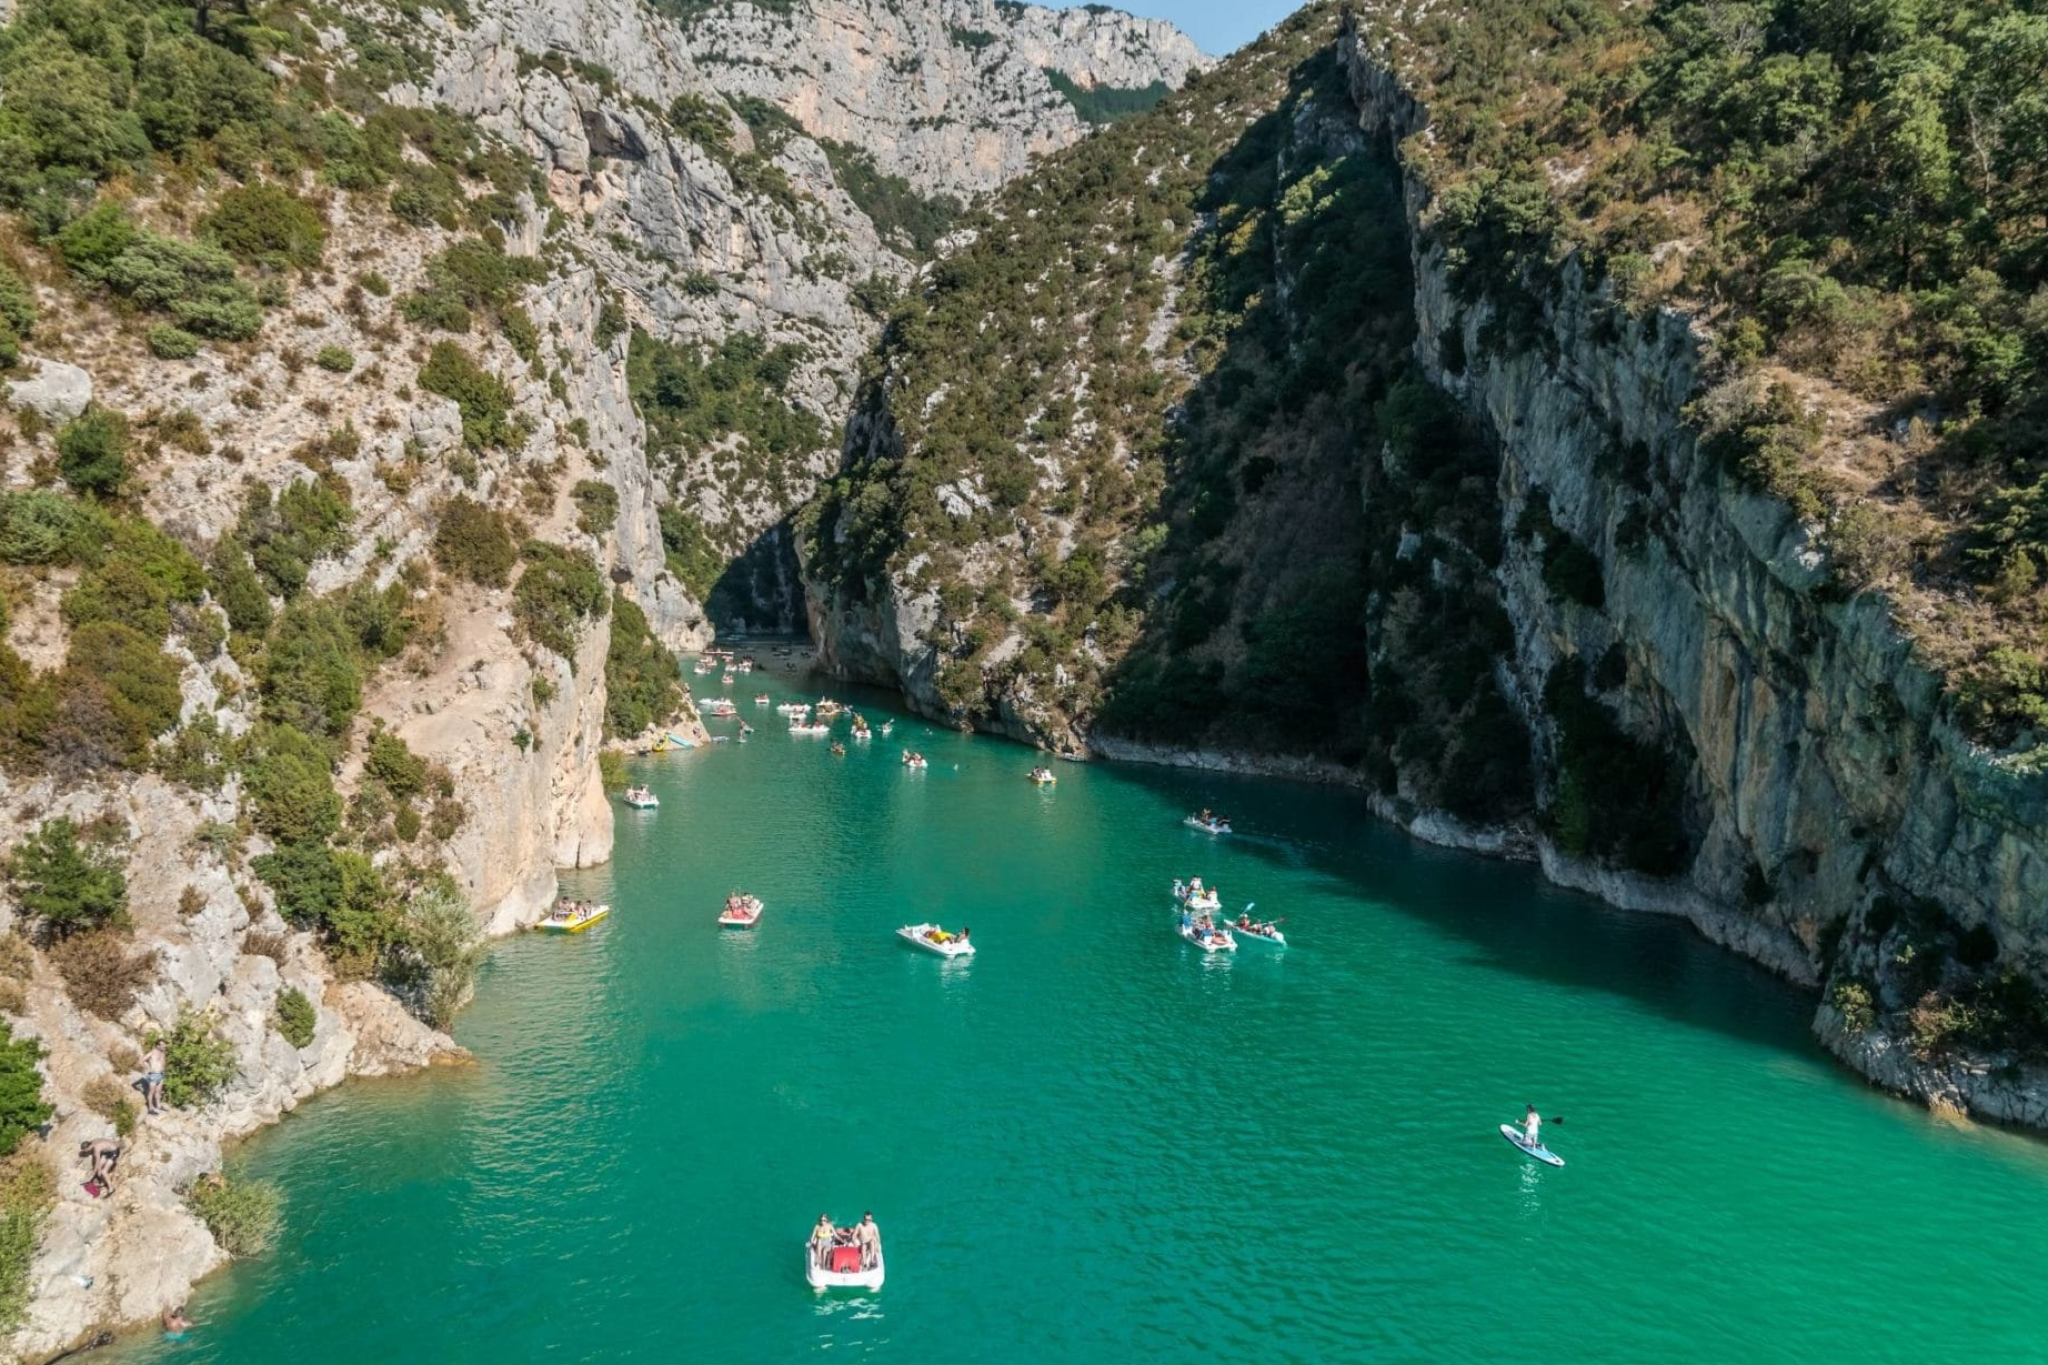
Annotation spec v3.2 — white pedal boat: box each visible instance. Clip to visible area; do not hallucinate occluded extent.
[1173,885,1222,913]
[1184,815,1232,835]
[755,694,771,705]
[718,896,764,928]
[807,1238,884,1291]
[621,786,658,809]
[776,702,811,716]
[1176,920,1236,952]
[897,923,974,957]
[790,722,831,736]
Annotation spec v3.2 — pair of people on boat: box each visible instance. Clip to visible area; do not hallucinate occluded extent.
[811,1212,880,1268]
[927,927,969,944]
[1234,914,1275,936]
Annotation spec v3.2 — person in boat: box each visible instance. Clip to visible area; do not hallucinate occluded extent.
[812,1214,837,1266]
[1178,907,1192,932]
[958,927,969,944]
[855,1212,880,1268]
[1522,1105,1542,1148]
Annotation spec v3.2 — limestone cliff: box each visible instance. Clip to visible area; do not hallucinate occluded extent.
[686,0,1210,198]
[801,3,2048,1129]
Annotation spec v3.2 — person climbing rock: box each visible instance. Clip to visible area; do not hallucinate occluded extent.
[79,1138,120,1197]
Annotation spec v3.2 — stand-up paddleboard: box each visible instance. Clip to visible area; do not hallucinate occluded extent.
[1500,1123,1564,1167]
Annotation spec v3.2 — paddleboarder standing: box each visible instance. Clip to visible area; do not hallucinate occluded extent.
[1522,1104,1542,1149]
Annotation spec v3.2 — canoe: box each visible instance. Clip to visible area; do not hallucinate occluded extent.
[897,923,975,957]
[1226,921,1286,947]
[806,1240,885,1291]
[1176,921,1236,952]
[1184,816,1232,835]
[1500,1123,1564,1167]
[538,904,609,934]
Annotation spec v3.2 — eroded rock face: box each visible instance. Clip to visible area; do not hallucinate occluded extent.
[686,0,1211,199]
[5,359,92,423]
[1336,31,2048,1120]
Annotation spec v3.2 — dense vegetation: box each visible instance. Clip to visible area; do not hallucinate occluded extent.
[1042,70,1170,125]
[1361,0,2048,747]
[804,8,1531,816]
[602,593,684,740]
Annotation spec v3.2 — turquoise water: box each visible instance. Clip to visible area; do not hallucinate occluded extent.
[115,670,2048,1363]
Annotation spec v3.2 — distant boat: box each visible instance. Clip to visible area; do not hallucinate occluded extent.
[897,923,974,958]
[1184,814,1231,835]
[718,894,763,928]
[539,901,609,934]
[622,785,658,809]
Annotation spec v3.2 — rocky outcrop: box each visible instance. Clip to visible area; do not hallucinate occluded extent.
[0,776,460,1361]
[1336,21,2048,1121]
[686,0,1210,197]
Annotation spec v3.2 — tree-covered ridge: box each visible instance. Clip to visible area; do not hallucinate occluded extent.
[1351,0,2048,748]
[803,3,1528,810]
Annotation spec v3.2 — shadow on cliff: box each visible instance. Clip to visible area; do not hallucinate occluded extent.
[701,518,806,637]
[1118,759,1822,1060]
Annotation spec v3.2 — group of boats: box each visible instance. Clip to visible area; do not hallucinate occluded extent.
[1171,878,1286,952]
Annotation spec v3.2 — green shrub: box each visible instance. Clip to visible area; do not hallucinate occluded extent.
[8,817,126,939]
[202,184,327,268]
[99,231,263,340]
[185,1172,280,1258]
[48,926,154,1019]
[0,267,32,367]
[418,342,519,450]
[385,878,480,1027]
[208,541,273,637]
[0,1027,51,1158]
[598,749,627,789]
[512,541,608,662]
[431,495,516,587]
[0,1156,51,1334]
[243,726,342,843]
[64,621,183,743]
[571,479,618,535]
[256,598,363,738]
[146,324,200,359]
[274,986,316,1048]
[55,404,129,496]
[238,478,352,598]
[364,730,428,799]
[54,204,138,282]
[158,1008,237,1109]
[313,345,355,373]
[603,593,681,738]
[0,491,94,565]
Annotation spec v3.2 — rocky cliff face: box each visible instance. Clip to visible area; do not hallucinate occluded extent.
[686,0,1210,198]
[803,5,2048,1128]
[1338,22,2048,1123]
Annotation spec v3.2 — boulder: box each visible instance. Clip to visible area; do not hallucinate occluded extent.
[7,359,93,423]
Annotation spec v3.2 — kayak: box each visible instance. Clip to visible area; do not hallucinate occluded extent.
[1500,1123,1563,1167]
[1227,922,1286,947]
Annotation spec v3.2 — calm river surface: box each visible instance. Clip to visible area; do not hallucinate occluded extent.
[112,668,2048,1363]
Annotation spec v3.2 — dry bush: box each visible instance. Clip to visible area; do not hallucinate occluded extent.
[0,982,23,1016]
[48,930,157,1021]
[80,1074,136,1136]
[241,930,288,964]
[106,1041,140,1074]
[178,885,205,917]
[0,938,33,982]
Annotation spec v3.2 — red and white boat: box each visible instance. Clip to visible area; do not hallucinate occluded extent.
[718,893,764,928]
